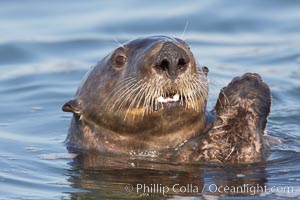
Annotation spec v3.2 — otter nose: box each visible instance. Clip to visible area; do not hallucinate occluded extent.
[155,42,190,79]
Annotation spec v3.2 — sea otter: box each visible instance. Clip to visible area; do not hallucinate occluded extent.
[62,36,271,164]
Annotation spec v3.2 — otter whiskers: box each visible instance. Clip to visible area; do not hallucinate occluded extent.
[104,70,208,121]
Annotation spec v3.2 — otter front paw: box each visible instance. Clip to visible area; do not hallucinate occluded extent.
[193,73,271,163]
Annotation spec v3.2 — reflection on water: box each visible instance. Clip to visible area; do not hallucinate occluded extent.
[0,0,300,199]
[66,152,270,199]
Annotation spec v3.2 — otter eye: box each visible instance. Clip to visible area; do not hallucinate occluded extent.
[115,55,127,67]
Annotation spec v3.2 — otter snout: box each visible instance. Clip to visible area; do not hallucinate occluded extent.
[154,42,190,79]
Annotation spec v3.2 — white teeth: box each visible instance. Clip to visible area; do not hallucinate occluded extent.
[157,94,180,103]
[173,93,180,101]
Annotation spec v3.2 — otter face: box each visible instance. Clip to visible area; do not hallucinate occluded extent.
[102,36,208,120]
[62,36,211,153]
[64,36,209,135]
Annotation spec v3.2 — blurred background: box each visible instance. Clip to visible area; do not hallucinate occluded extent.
[0,0,300,199]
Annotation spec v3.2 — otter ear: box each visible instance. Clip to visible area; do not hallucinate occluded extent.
[202,66,209,76]
[62,99,80,115]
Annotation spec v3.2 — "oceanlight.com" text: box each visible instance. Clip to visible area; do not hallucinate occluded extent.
[124,183,294,196]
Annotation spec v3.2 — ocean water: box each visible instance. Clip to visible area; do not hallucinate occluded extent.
[0,0,300,199]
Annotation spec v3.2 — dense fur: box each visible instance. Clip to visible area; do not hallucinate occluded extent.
[192,73,271,163]
[63,36,271,164]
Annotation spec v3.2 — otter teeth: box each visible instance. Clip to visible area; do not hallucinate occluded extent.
[157,94,180,103]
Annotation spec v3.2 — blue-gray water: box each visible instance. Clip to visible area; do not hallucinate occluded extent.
[0,0,300,199]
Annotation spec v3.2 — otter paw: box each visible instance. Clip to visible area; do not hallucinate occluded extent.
[216,73,271,130]
[193,73,271,163]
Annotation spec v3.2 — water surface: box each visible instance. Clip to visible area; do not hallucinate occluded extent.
[0,0,300,199]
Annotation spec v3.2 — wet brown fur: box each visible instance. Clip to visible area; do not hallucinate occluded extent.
[63,36,271,164]
[192,73,271,163]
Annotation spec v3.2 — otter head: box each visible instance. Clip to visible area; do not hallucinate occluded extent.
[63,36,209,152]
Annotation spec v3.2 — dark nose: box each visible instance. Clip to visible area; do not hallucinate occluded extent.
[155,42,190,79]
